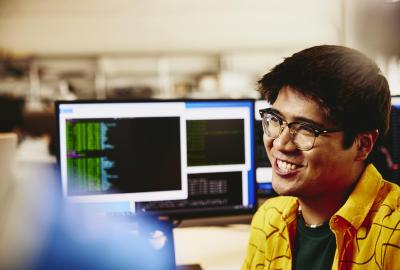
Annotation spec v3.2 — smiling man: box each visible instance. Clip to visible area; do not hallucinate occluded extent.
[242,45,400,270]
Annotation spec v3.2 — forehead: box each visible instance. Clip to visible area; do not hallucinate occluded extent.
[272,87,327,123]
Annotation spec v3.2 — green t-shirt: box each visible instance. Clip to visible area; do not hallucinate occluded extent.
[293,214,336,270]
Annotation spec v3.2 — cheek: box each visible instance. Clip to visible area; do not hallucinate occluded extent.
[304,146,352,178]
[263,134,273,151]
[263,134,274,158]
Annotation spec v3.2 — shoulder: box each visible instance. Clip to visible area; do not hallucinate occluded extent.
[382,179,400,202]
[359,166,400,222]
[252,196,297,226]
[358,180,400,267]
[244,196,296,268]
[376,180,400,211]
[373,180,400,222]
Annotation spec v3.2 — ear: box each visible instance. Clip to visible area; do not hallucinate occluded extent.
[354,129,379,161]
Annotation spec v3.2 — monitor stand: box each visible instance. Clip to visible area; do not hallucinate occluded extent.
[176,264,203,270]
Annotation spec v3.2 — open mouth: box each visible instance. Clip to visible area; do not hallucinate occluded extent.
[276,159,302,174]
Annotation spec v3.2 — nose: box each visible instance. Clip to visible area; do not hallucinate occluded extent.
[272,125,297,151]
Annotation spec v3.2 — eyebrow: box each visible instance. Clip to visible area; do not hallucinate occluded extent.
[268,107,327,128]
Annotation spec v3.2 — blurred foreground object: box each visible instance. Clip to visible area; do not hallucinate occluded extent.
[0,132,175,270]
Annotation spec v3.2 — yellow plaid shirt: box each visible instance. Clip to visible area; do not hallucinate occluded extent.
[242,164,400,269]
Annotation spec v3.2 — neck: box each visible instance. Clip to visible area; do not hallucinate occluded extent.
[298,197,341,226]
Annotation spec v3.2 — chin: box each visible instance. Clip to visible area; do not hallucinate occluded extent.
[271,177,300,197]
[272,181,291,196]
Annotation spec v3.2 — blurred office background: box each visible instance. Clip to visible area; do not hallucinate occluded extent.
[0,0,399,108]
[1,0,399,159]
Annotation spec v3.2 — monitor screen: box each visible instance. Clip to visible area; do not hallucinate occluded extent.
[56,99,257,218]
[56,101,188,204]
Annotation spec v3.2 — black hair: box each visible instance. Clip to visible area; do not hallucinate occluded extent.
[258,45,391,162]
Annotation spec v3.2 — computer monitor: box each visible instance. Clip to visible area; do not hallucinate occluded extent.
[56,99,257,218]
[372,96,400,186]
[56,101,189,205]
[136,99,256,218]
[254,100,276,196]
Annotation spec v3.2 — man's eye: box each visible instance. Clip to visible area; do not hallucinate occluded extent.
[297,125,316,137]
[267,115,281,126]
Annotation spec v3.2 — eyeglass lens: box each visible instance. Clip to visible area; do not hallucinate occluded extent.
[262,112,316,151]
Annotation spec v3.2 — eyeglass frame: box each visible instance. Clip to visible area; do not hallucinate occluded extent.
[259,108,343,151]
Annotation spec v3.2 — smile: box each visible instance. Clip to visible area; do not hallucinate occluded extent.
[276,159,302,174]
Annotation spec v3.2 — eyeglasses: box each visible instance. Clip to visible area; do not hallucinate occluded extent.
[259,108,342,151]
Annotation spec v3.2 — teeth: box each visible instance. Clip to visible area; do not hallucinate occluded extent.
[277,159,299,172]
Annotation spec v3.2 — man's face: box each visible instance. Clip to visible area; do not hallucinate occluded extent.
[264,86,359,199]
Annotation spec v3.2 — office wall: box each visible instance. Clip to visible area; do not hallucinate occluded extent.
[0,0,342,54]
[2,1,397,98]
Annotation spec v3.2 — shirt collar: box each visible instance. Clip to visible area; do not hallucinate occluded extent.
[333,164,382,229]
[282,197,299,224]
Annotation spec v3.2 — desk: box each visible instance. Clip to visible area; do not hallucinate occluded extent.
[174,224,250,270]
